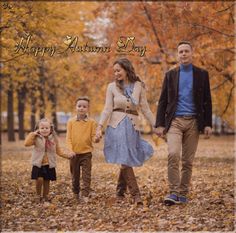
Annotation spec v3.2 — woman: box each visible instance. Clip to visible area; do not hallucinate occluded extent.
[96,58,155,205]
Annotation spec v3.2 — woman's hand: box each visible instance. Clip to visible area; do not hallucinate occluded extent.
[94,136,100,143]
[96,125,103,139]
[153,127,165,138]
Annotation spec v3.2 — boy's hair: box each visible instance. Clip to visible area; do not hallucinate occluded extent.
[177,41,192,50]
[76,96,90,104]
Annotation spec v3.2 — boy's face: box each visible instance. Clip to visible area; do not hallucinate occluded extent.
[76,100,89,117]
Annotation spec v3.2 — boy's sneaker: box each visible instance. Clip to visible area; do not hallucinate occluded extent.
[178,195,188,204]
[164,193,179,205]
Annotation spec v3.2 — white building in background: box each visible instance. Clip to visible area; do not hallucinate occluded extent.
[56,112,72,130]
[1,112,235,134]
[1,111,72,131]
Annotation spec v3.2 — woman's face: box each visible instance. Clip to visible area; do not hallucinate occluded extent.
[113,63,127,81]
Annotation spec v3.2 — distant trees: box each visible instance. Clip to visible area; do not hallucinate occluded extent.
[1,2,235,143]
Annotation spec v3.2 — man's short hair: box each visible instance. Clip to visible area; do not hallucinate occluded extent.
[76,96,90,104]
[177,41,192,49]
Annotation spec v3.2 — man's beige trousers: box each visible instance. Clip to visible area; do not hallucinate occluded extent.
[167,117,199,196]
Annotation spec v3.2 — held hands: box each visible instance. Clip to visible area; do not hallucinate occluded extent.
[68,151,76,159]
[153,126,165,138]
[95,125,103,140]
[204,126,212,139]
[94,136,100,143]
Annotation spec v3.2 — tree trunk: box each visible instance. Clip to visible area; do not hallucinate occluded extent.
[48,87,58,132]
[38,64,45,119]
[30,93,37,131]
[7,78,15,141]
[0,73,2,145]
[17,84,27,140]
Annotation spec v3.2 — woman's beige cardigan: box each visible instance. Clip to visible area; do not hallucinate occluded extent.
[99,81,155,131]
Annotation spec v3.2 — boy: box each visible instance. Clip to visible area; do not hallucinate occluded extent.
[66,96,100,201]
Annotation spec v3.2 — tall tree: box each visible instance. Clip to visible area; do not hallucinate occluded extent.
[7,76,15,141]
[17,83,27,140]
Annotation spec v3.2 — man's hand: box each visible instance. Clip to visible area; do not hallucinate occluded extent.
[204,126,212,139]
[153,127,165,138]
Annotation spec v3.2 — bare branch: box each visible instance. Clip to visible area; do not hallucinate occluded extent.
[189,32,211,41]
[142,3,165,54]
[145,56,162,65]
[0,53,26,63]
[211,78,230,91]
[221,84,235,117]
[185,22,235,38]
[209,63,234,83]
[229,11,234,23]
[145,56,177,65]
[216,3,235,14]
[212,71,235,91]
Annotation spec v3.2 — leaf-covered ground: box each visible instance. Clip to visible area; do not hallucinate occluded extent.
[1,134,235,232]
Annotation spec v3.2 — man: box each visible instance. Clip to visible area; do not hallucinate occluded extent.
[154,41,212,205]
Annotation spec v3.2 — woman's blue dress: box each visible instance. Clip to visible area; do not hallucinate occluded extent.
[103,84,154,167]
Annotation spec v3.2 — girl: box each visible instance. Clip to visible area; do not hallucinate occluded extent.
[24,118,71,202]
[96,58,155,205]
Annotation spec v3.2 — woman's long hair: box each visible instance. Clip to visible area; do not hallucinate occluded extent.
[113,58,143,91]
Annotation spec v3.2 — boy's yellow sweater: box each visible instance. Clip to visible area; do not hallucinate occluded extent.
[66,116,97,154]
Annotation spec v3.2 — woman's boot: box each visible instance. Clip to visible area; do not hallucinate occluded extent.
[116,168,127,198]
[123,166,143,205]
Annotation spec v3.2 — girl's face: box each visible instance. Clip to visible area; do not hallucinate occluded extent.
[38,122,51,137]
[113,63,127,81]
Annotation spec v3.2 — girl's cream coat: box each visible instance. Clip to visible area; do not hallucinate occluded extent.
[99,81,155,130]
[24,133,68,168]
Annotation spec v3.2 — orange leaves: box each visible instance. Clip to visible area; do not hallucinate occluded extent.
[1,134,235,231]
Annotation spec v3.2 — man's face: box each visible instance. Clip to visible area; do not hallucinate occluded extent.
[177,44,193,65]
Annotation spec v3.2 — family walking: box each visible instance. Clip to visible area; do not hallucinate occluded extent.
[24,41,212,206]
